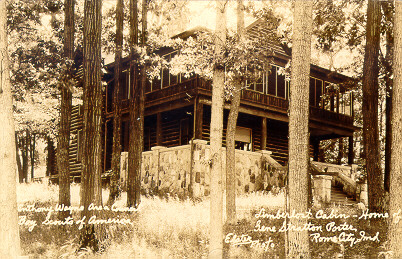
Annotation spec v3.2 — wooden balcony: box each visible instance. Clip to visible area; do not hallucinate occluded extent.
[140,76,354,128]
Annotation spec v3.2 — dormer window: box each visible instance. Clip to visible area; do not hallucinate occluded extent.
[309,77,323,108]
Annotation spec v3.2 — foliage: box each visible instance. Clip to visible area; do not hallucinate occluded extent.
[101,0,190,57]
[7,0,63,137]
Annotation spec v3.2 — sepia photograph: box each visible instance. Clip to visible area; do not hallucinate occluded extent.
[1,0,402,258]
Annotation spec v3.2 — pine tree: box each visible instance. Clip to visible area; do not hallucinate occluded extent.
[362,0,385,213]
[0,0,21,256]
[387,0,402,256]
[58,0,75,220]
[287,0,313,258]
[209,1,227,258]
[127,0,141,208]
[107,0,124,206]
[226,0,244,225]
[80,0,103,250]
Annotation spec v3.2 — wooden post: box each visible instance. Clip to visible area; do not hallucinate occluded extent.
[261,117,267,150]
[337,137,344,165]
[350,91,354,117]
[336,91,340,113]
[312,138,319,162]
[348,136,354,164]
[193,99,203,139]
[156,112,162,146]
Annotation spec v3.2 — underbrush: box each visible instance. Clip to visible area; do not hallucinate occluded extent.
[17,182,387,258]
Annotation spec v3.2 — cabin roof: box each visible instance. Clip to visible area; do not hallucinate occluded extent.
[104,19,354,87]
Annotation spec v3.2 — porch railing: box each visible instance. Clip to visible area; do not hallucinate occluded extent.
[144,76,354,127]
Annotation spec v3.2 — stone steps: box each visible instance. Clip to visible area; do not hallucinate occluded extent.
[331,185,357,205]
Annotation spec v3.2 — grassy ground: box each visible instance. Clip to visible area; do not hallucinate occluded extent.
[17,182,389,258]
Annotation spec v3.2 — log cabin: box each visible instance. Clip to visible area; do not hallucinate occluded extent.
[58,19,362,203]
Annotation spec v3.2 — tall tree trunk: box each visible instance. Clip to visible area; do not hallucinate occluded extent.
[30,133,36,180]
[16,133,24,182]
[362,0,385,213]
[80,0,103,251]
[127,0,138,206]
[127,0,146,208]
[46,136,56,177]
[22,131,29,182]
[58,0,75,220]
[387,1,402,256]
[382,0,394,194]
[107,0,124,206]
[209,2,226,258]
[287,0,313,258]
[225,81,241,225]
[0,0,21,255]
[226,0,244,225]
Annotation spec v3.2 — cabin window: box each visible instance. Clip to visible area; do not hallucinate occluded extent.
[339,91,352,116]
[267,66,276,96]
[262,65,287,98]
[255,71,264,93]
[321,82,353,116]
[309,77,324,107]
[316,79,323,107]
[235,126,252,151]
[162,66,170,87]
[322,81,338,112]
[170,72,178,85]
[152,77,161,92]
[276,71,286,98]
[159,51,180,89]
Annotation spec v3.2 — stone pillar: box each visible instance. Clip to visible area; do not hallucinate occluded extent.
[350,164,358,180]
[312,175,332,203]
[356,182,368,205]
[150,146,166,192]
[257,150,273,190]
[191,139,208,197]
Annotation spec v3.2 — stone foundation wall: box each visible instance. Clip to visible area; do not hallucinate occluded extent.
[120,140,286,197]
[312,175,332,203]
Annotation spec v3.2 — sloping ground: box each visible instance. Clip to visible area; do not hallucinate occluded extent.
[331,185,358,205]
